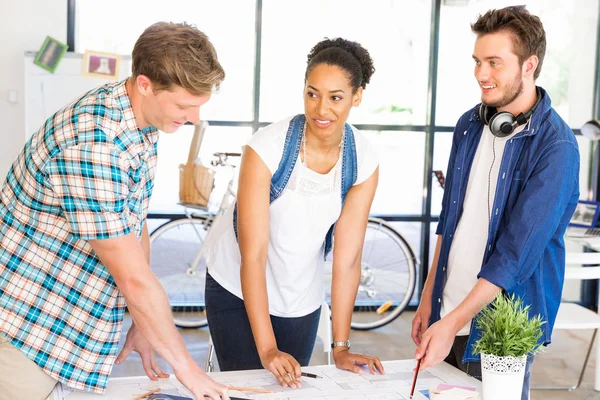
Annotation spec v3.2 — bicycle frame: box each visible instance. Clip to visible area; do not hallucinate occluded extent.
[150,152,420,330]
[187,154,238,274]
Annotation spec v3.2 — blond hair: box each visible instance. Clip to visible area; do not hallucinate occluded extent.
[132,22,225,95]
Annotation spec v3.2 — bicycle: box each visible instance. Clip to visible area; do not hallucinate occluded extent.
[149,151,240,328]
[148,154,440,331]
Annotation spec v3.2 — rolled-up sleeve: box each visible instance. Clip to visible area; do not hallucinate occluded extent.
[478,140,580,291]
[45,143,132,240]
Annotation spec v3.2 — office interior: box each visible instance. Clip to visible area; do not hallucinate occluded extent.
[3,0,600,399]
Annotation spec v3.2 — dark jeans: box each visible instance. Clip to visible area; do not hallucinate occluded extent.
[205,272,321,371]
[444,335,535,400]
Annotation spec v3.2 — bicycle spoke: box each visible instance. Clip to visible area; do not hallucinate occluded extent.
[337,219,417,331]
[150,217,210,328]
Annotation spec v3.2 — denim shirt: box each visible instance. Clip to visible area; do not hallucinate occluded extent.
[233,114,358,259]
[431,87,580,363]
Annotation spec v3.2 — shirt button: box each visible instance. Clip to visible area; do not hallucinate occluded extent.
[438,298,441,303]
[442,266,446,271]
[453,201,456,204]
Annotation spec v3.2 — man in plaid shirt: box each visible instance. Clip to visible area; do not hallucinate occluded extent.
[0,22,230,400]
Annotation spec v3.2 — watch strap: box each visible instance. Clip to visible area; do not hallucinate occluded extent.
[331,340,351,349]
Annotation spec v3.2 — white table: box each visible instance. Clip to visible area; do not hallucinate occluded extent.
[59,360,481,400]
[561,235,600,391]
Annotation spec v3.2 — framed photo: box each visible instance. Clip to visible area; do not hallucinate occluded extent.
[34,36,69,73]
[569,200,600,228]
[82,50,121,80]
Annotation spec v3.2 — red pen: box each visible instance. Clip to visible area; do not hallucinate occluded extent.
[409,358,422,399]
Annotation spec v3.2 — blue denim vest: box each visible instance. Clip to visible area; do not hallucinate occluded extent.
[233,114,357,259]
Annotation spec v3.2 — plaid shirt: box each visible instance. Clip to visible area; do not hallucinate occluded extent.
[0,80,158,393]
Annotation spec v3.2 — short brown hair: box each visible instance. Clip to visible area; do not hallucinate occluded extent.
[471,6,546,80]
[132,22,225,95]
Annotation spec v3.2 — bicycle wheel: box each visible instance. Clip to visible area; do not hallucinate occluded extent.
[324,217,417,330]
[149,216,212,328]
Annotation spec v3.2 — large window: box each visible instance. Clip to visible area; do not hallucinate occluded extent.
[436,0,599,128]
[149,125,251,212]
[76,0,256,121]
[73,0,600,303]
[260,0,432,125]
[365,130,426,215]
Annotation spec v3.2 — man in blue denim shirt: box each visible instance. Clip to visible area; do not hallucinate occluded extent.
[411,6,579,399]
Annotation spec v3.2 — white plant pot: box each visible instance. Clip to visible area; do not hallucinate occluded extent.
[481,353,527,400]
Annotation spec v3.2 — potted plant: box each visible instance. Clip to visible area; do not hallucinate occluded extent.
[472,294,544,400]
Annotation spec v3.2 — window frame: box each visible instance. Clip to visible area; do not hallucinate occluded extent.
[68,0,600,306]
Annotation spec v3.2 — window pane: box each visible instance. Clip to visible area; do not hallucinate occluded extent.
[149,125,251,212]
[364,131,425,215]
[260,0,432,125]
[75,0,255,121]
[436,0,599,127]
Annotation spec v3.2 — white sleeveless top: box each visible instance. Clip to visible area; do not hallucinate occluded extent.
[203,116,378,317]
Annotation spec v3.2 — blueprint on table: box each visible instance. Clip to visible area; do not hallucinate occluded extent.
[50,360,480,400]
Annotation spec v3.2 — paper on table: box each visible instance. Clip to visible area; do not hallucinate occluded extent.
[435,384,476,392]
[432,387,480,400]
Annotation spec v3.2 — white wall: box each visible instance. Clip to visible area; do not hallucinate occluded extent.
[0,0,67,181]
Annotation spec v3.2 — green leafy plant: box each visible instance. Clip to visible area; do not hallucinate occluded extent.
[473,294,545,358]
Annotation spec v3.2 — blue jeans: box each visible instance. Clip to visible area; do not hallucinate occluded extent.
[444,335,534,400]
[205,272,321,371]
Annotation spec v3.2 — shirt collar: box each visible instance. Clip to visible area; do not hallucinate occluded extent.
[113,79,159,147]
[470,86,551,140]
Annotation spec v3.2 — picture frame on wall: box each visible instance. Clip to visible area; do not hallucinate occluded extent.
[34,36,69,73]
[82,50,121,80]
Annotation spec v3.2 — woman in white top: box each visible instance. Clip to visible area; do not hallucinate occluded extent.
[204,37,384,387]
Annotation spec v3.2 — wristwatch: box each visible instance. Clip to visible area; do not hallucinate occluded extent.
[331,340,351,349]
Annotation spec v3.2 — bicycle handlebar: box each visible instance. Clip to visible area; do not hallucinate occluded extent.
[211,152,242,167]
[213,152,241,158]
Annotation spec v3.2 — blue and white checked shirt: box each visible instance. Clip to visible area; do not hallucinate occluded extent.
[0,79,158,392]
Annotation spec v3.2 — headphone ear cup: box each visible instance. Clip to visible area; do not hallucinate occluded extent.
[489,112,516,138]
[478,104,495,125]
[478,104,488,124]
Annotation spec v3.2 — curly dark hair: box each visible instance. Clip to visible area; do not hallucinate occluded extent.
[471,6,546,80]
[305,37,375,92]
